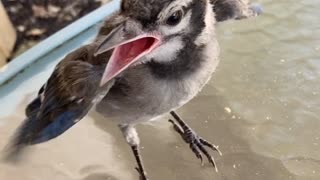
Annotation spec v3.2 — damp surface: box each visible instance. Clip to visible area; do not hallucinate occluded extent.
[0,0,320,180]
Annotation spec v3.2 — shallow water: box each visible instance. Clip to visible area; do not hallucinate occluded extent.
[0,0,320,180]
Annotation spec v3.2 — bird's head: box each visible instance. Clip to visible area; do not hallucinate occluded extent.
[95,0,214,85]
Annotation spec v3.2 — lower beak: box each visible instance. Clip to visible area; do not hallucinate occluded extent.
[95,25,161,86]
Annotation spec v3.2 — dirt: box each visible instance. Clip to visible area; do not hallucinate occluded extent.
[3,0,105,61]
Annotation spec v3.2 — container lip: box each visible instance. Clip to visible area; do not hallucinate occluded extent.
[0,0,120,86]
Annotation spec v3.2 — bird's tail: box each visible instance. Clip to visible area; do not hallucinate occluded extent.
[3,114,39,162]
[3,107,90,162]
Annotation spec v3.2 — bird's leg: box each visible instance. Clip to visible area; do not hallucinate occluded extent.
[119,125,148,180]
[169,111,222,172]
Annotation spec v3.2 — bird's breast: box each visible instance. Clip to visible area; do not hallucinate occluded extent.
[96,40,220,124]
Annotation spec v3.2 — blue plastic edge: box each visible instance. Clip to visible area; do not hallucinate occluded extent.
[0,0,120,86]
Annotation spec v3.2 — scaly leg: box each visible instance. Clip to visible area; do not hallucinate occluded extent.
[169,111,222,172]
[119,125,148,180]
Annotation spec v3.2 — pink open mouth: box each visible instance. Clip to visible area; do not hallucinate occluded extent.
[100,35,160,86]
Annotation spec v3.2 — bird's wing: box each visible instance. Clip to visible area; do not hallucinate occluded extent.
[25,84,45,118]
[6,44,114,159]
[6,13,121,160]
[29,60,101,144]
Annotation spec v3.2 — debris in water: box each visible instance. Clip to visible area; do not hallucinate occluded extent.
[224,107,232,114]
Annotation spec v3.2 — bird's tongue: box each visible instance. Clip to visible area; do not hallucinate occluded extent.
[100,36,159,85]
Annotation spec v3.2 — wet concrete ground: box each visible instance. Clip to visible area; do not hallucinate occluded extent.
[0,0,320,179]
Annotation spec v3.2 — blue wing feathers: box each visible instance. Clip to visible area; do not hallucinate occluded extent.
[33,110,85,144]
[6,45,107,160]
[11,93,92,148]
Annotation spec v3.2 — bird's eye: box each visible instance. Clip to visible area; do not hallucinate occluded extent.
[166,10,183,26]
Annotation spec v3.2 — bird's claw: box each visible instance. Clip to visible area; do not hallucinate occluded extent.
[169,113,222,172]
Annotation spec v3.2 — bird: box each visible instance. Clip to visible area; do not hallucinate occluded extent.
[5,0,262,179]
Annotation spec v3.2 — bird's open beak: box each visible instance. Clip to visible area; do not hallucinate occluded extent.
[95,25,161,86]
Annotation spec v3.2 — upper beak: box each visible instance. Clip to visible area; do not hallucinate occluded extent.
[95,24,161,86]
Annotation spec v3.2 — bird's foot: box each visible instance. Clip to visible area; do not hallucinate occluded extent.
[169,111,222,172]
